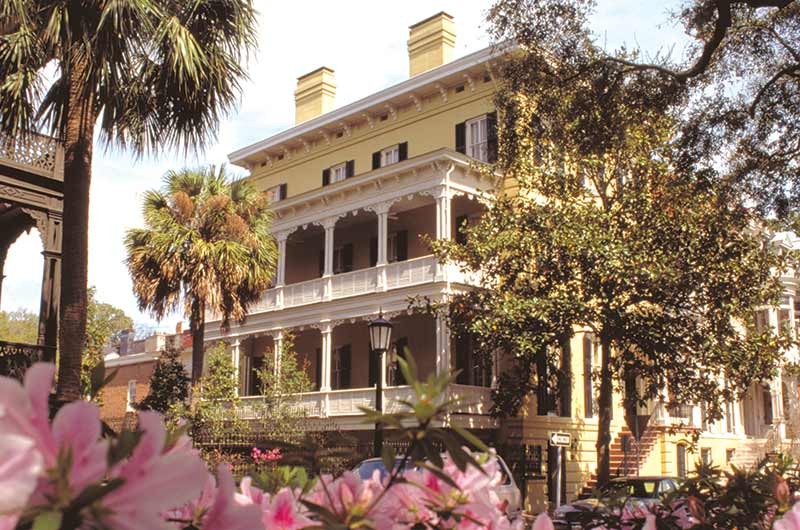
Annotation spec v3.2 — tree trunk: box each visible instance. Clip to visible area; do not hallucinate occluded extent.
[190,299,205,384]
[56,55,96,402]
[596,333,613,487]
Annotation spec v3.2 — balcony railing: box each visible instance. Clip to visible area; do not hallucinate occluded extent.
[248,255,476,315]
[0,133,63,180]
[0,340,56,380]
[236,383,493,420]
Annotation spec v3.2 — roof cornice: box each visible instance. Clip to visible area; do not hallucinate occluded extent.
[228,44,508,166]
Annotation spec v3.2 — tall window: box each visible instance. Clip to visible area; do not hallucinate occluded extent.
[331,163,347,183]
[266,183,287,204]
[382,145,399,166]
[126,380,137,412]
[676,444,687,478]
[466,115,488,162]
[332,345,351,390]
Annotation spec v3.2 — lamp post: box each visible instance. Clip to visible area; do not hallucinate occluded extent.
[368,312,393,458]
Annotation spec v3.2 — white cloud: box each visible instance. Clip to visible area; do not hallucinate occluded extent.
[3,0,691,328]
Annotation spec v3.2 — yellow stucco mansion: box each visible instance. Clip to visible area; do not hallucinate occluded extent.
[204,12,800,513]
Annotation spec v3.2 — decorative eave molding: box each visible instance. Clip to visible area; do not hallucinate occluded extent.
[269,149,499,234]
[228,44,510,166]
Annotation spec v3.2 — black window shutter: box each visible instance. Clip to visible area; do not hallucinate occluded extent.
[345,159,355,178]
[398,142,408,161]
[369,237,378,267]
[368,349,377,387]
[487,112,498,163]
[455,122,466,154]
[319,249,325,277]
[340,345,351,389]
[396,230,408,261]
[455,215,468,245]
[583,336,593,418]
[455,334,469,385]
[279,183,287,200]
[372,151,381,170]
[315,348,322,390]
[559,338,572,417]
[342,243,353,272]
[322,168,330,186]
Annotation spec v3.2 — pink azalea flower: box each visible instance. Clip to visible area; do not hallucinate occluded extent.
[201,465,263,530]
[97,411,210,530]
[775,501,800,530]
[262,488,313,530]
[531,512,554,530]
[0,364,56,460]
[0,433,42,515]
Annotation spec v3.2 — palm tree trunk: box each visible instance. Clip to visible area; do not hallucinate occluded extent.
[596,332,613,487]
[190,299,205,383]
[56,55,96,402]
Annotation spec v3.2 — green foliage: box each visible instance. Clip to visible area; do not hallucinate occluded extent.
[250,334,313,444]
[124,166,278,382]
[81,287,134,401]
[0,308,38,344]
[250,465,314,496]
[431,4,794,485]
[191,341,247,447]
[138,344,190,414]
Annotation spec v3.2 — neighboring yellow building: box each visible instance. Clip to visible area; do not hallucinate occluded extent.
[207,11,798,513]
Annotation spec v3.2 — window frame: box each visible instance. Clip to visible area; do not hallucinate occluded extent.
[381,144,400,167]
[266,183,286,204]
[126,380,137,412]
[331,162,347,183]
[466,115,489,162]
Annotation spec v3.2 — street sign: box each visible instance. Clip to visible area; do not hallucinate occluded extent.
[549,431,571,447]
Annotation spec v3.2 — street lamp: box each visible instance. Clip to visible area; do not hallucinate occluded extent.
[368,311,393,458]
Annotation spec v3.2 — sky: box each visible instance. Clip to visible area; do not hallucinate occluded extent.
[1,0,690,331]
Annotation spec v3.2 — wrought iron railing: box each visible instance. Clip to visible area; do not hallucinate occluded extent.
[0,340,56,380]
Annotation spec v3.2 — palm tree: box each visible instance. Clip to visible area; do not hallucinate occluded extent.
[125,166,276,383]
[0,1,256,400]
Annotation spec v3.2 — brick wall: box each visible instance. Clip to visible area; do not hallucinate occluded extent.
[100,360,156,423]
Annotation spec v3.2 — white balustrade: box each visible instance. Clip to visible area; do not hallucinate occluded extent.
[237,382,492,419]
[384,255,437,288]
[283,278,325,306]
[331,268,378,298]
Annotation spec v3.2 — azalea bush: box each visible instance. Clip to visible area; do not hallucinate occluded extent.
[1,356,523,530]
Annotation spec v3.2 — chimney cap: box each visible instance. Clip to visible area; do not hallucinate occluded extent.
[409,11,454,30]
[296,66,335,81]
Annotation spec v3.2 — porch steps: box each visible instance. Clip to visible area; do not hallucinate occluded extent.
[579,427,660,498]
[729,440,767,471]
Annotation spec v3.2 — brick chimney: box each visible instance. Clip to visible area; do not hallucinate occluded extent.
[294,67,336,124]
[175,321,183,334]
[407,12,456,77]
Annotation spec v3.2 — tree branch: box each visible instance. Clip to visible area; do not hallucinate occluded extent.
[749,63,800,116]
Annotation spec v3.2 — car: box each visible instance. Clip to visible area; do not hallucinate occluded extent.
[352,451,523,520]
[553,476,682,530]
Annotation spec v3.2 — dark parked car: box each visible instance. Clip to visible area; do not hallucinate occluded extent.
[553,476,682,529]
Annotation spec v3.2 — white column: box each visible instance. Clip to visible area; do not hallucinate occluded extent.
[229,338,241,397]
[276,231,288,286]
[320,324,332,391]
[435,189,452,282]
[274,330,284,377]
[772,376,786,439]
[374,202,391,291]
[435,189,452,240]
[322,218,336,300]
[435,312,451,377]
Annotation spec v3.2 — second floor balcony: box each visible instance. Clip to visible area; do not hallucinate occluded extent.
[208,149,495,323]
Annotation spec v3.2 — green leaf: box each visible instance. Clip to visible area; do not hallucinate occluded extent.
[107,429,143,467]
[32,511,62,530]
[381,444,396,475]
[452,425,489,453]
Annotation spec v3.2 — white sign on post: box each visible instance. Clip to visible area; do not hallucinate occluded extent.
[549,431,571,447]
